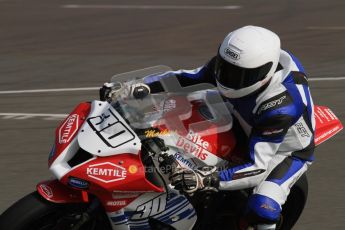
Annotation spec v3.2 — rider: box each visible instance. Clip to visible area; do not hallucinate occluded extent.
[100,26,315,230]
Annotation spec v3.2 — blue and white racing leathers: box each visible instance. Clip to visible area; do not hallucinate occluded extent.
[144,50,315,223]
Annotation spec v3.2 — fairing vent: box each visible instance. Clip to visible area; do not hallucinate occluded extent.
[68,148,93,168]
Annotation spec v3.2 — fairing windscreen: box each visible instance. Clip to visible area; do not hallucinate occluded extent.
[79,66,233,157]
[109,66,233,135]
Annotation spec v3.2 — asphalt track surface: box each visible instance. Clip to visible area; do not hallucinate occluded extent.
[0,0,344,229]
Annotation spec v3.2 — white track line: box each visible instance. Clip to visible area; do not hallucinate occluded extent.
[62,5,241,10]
[0,77,344,95]
[0,87,98,94]
[309,76,345,81]
[307,26,345,31]
[0,113,67,120]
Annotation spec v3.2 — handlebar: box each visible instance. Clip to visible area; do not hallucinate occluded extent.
[158,153,179,175]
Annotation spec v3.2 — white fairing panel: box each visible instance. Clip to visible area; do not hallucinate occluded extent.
[78,101,141,157]
[107,190,196,230]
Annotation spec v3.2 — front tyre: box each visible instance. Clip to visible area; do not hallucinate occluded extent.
[0,192,111,230]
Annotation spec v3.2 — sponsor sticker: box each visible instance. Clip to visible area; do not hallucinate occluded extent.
[294,122,310,137]
[40,184,53,198]
[144,129,172,138]
[86,162,127,183]
[224,48,240,60]
[176,130,210,161]
[59,114,79,144]
[128,165,138,174]
[153,99,176,112]
[131,193,167,220]
[315,107,339,124]
[260,204,277,211]
[173,152,197,169]
[68,177,89,189]
[315,125,341,143]
[87,109,135,148]
[106,200,127,206]
[257,96,286,115]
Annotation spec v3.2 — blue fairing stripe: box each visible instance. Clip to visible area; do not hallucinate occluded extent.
[176,208,195,220]
[111,214,126,222]
[268,157,306,185]
[158,200,190,222]
[111,214,127,224]
[165,195,186,210]
[160,206,194,224]
[129,201,193,228]
[188,210,197,219]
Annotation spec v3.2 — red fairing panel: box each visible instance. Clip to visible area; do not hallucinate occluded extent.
[49,102,91,166]
[37,180,86,203]
[314,105,343,146]
[60,152,164,212]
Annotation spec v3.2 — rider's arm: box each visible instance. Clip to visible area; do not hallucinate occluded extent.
[143,57,217,93]
[218,111,295,191]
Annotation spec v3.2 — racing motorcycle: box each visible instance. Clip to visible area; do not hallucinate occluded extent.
[0,66,342,230]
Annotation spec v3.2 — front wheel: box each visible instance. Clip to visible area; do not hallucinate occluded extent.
[0,192,112,230]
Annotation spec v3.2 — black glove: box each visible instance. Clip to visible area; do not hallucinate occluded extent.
[99,82,121,101]
[170,166,220,194]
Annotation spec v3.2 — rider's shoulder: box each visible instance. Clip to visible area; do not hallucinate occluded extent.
[254,79,304,126]
[255,89,295,118]
[253,50,308,118]
[279,50,307,78]
[253,87,303,129]
[253,93,296,130]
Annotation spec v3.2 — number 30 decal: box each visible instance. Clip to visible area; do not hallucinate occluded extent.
[87,109,135,148]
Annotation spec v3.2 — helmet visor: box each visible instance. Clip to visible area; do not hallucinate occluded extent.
[215,55,272,90]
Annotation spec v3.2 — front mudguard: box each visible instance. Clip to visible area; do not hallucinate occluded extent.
[37,179,89,204]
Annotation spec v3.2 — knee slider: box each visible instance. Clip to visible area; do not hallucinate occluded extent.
[247,194,282,224]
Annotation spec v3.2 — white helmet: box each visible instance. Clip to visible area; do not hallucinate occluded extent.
[215,26,281,98]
